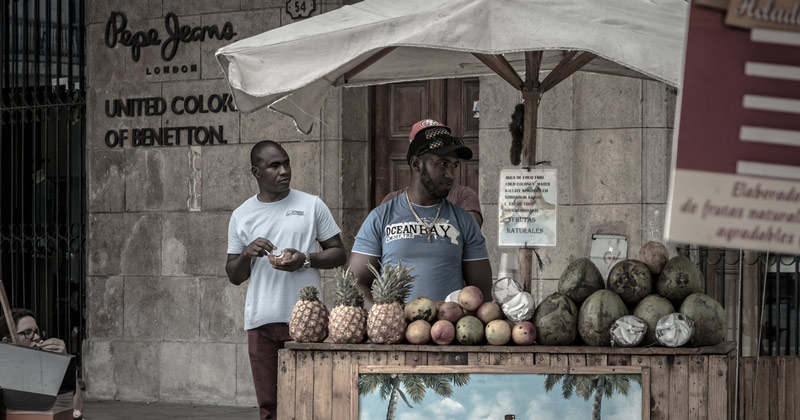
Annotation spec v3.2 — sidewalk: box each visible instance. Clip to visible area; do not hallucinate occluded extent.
[83,400,259,420]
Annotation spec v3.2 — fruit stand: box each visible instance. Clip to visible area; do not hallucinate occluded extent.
[277,341,735,420]
[280,251,733,419]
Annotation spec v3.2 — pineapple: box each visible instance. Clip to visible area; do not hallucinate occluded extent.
[289,285,329,343]
[328,268,367,343]
[366,261,417,344]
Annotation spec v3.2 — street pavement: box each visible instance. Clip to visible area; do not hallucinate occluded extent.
[83,400,259,420]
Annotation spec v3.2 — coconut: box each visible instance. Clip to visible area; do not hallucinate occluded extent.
[609,315,647,347]
[404,297,437,323]
[485,319,512,345]
[532,292,578,345]
[606,260,652,306]
[657,256,703,306]
[501,291,535,323]
[639,241,670,274]
[557,258,605,305]
[680,293,726,347]
[655,313,694,347]
[577,290,628,346]
[492,277,523,305]
[268,250,286,265]
[455,316,484,345]
[633,295,675,346]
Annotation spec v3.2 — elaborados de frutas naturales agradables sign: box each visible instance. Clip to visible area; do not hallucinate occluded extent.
[103,11,238,148]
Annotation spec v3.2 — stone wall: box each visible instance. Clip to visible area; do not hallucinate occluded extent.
[477,73,677,304]
[82,0,676,407]
[83,0,369,405]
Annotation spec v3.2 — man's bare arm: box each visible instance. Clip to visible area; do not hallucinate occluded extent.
[463,259,492,302]
[348,252,381,310]
[312,234,347,269]
[226,254,252,286]
[226,237,276,285]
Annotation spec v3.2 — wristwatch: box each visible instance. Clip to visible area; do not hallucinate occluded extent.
[302,252,311,269]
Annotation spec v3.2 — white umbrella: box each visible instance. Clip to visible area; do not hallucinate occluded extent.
[215,0,688,290]
[216,0,686,134]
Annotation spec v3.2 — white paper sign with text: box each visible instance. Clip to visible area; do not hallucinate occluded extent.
[498,168,558,247]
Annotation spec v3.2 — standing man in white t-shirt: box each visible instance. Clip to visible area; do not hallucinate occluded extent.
[226,140,346,420]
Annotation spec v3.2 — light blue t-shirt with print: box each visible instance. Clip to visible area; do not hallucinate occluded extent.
[352,194,489,301]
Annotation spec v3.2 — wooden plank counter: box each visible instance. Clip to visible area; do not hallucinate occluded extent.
[278,341,736,420]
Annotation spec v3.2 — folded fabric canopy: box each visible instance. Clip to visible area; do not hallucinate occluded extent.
[216,0,687,133]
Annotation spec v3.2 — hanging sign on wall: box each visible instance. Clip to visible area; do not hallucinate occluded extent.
[102,93,236,148]
[498,168,558,247]
[286,0,316,19]
[104,11,237,77]
[665,0,800,254]
[98,11,241,148]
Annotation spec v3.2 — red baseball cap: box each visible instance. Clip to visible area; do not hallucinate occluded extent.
[406,119,473,162]
[408,119,449,142]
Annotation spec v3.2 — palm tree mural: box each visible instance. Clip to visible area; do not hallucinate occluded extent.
[358,373,469,420]
[543,373,640,420]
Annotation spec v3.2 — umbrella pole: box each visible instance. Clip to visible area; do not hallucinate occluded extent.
[475,51,595,294]
[515,51,596,294]
[518,92,539,294]
[518,51,541,294]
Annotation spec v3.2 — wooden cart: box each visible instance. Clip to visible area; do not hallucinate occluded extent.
[278,341,736,420]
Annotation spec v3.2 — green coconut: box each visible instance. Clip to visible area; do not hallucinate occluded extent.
[656,256,703,306]
[680,293,726,347]
[633,294,675,346]
[578,290,629,346]
[558,258,605,305]
[532,292,578,345]
[607,259,652,306]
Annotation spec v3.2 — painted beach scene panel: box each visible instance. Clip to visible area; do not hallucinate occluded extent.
[358,372,642,420]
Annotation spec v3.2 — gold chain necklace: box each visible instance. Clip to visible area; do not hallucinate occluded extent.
[404,191,442,242]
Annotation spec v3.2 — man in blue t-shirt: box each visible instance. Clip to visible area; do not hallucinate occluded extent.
[349,119,492,307]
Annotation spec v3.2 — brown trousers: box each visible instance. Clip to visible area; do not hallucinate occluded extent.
[248,323,292,420]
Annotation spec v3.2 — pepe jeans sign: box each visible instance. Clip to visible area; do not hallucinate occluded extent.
[104,12,237,62]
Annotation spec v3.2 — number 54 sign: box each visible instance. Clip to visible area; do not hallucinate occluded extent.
[286,0,316,19]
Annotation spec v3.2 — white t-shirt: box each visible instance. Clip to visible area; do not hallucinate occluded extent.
[227,189,341,329]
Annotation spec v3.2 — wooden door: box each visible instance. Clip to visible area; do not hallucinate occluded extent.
[373,78,480,206]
